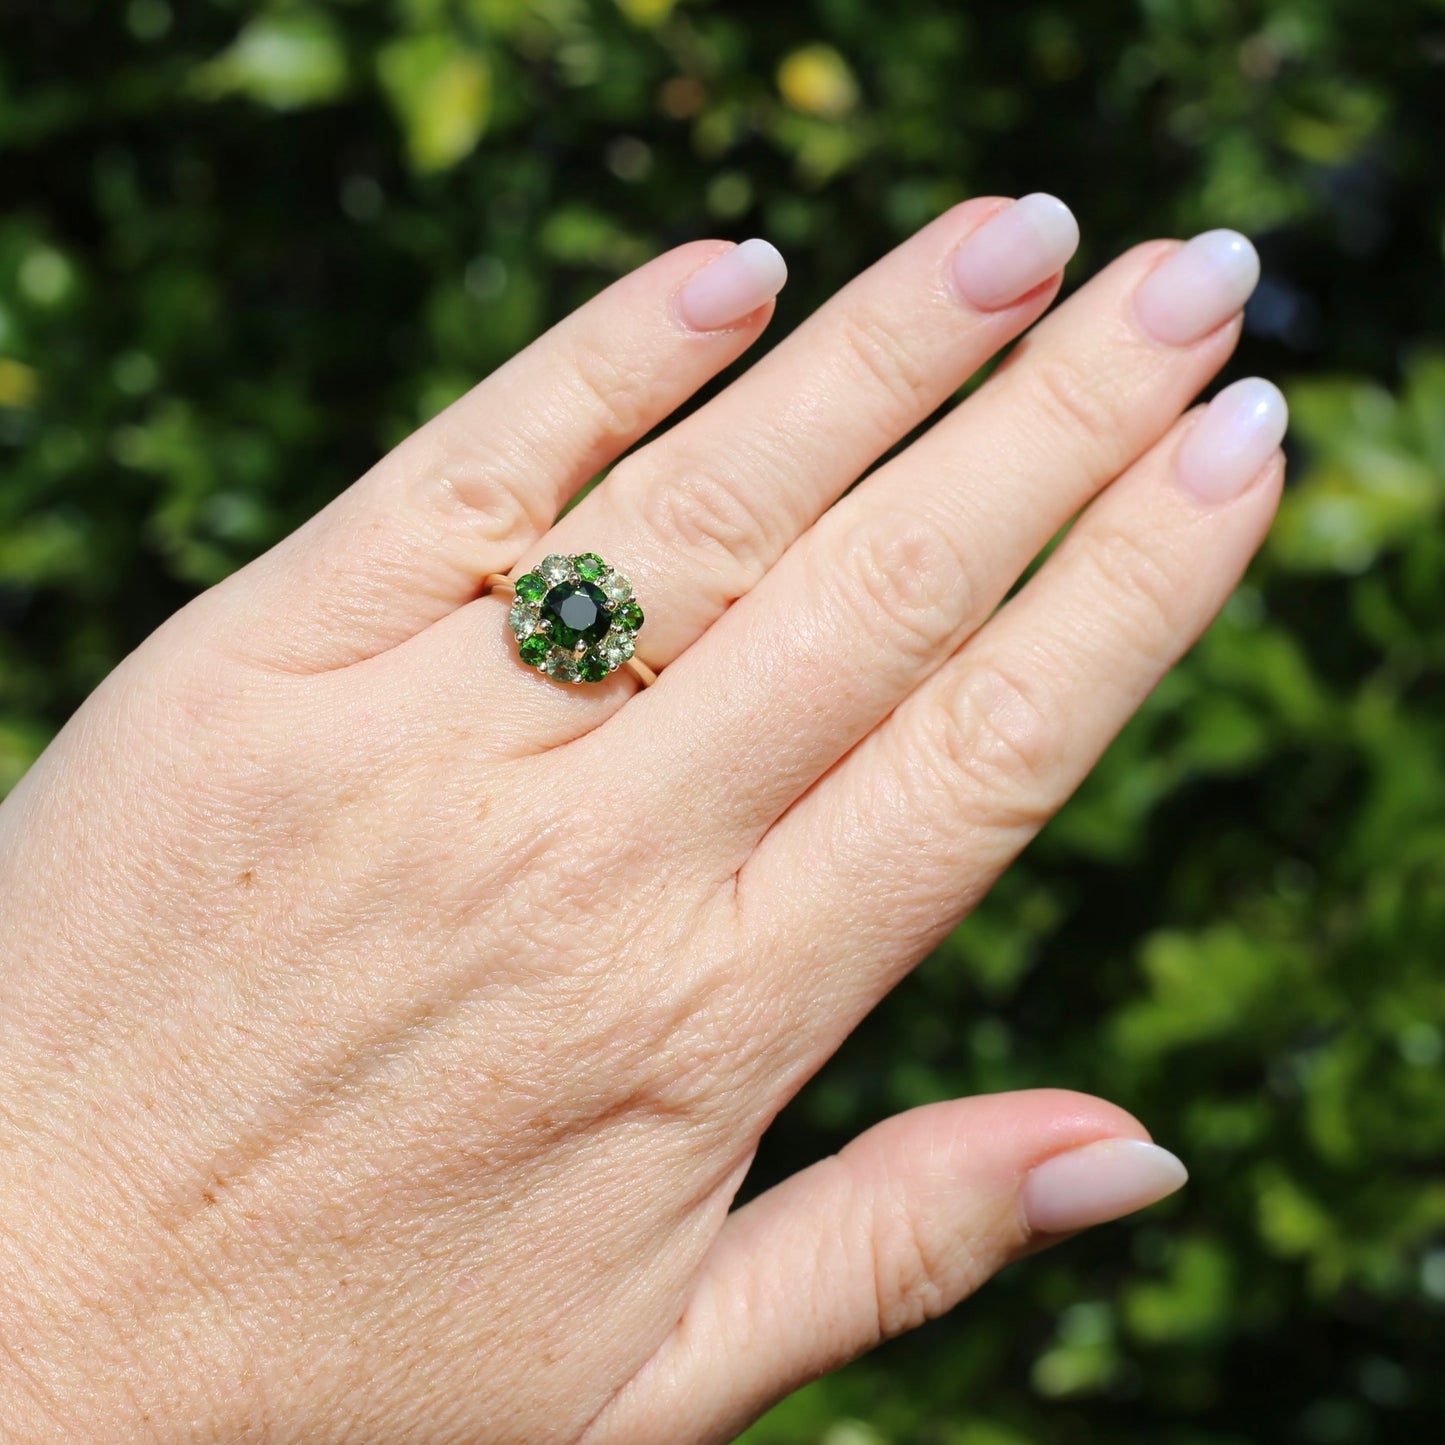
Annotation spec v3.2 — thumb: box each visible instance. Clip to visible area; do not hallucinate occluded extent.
[581,1088,1187,1445]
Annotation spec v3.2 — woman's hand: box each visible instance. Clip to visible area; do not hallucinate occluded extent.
[0,196,1283,1443]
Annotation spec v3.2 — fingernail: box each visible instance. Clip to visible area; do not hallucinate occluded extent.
[1175,377,1289,503]
[1021,1138,1188,1235]
[1134,229,1260,346]
[951,193,1079,311]
[675,238,788,331]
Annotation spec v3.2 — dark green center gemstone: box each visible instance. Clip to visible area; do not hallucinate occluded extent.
[518,634,549,666]
[578,653,608,682]
[575,553,605,581]
[515,572,546,602]
[541,581,612,649]
[614,599,644,632]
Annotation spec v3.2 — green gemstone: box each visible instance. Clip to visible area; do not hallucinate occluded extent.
[515,573,546,602]
[578,653,608,682]
[614,599,644,632]
[508,600,537,638]
[575,553,605,581]
[518,634,549,666]
[542,580,611,649]
[604,630,635,667]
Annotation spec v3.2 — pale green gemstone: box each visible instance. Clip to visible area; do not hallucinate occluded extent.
[603,630,636,668]
[544,649,579,681]
[508,601,537,637]
[539,553,573,585]
[602,571,632,604]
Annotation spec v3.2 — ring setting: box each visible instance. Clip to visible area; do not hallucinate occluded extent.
[496,553,649,684]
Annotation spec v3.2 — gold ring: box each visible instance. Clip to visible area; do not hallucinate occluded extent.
[484,554,657,687]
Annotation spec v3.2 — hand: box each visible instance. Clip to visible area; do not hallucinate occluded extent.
[0,196,1284,1442]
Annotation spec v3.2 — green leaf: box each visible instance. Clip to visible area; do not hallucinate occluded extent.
[1271,365,1445,573]
[0,719,50,795]
[616,0,678,26]
[536,205,650,271]
[1124,1235,1236,1345]
[193,10,350,111]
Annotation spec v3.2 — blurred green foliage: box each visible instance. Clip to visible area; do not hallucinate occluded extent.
[2,1,1444,1440]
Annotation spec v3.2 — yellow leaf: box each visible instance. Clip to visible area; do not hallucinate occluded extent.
[777,43,860,119]
[0,358,39,409]
[378,35,492,174]
[616,0,676,26]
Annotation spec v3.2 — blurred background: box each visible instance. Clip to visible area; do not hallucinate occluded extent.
[2,1,1443,1440]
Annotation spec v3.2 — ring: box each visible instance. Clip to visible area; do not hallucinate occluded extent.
[484,553,657,687]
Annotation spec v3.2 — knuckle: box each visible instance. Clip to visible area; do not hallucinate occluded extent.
[836,509,971,662]
[421,448,546,543]
[1080,525,1182,657]
[615,452,773,592]
[865,1184,954,1338]
[1028,350,1124,449]
[932,656,1059,827]
[835,307,935,414]
[567,336,656,444]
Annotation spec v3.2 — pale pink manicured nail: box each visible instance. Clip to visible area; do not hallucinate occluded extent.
[675,238,787,331]
[1134,229,1260,346]
[1175,377,1288,503]
[1021,1138,1188,1235]
[951,193,1079,311]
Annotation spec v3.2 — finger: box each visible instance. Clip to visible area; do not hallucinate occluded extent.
[208,238,788,672]
[615,231,1261,850]
[579,1091,1186,1445]
[738,380,1286,1041]
[442,194,1079,679]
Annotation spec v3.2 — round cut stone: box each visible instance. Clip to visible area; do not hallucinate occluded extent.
[603,630,635,667]
[515,572,546,602]
[577,653,608,682]
[541,581,612,650]
[602,571,631,604]
[518,634,549,666]
[508,601,537,637]
[544,650,579,681]
[614,599,644,633]
[575,553,605,581]
[539,553,573,585]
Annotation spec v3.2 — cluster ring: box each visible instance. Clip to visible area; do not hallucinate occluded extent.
[484,553,656,687]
